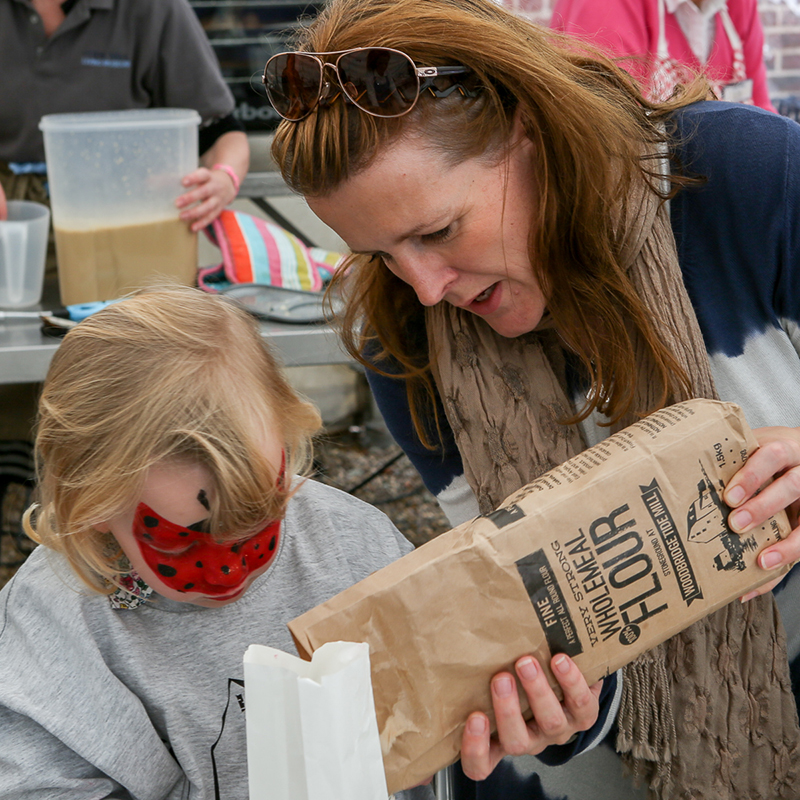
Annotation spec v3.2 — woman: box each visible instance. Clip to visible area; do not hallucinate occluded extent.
[265,0,800,796]
[551,0,776,111]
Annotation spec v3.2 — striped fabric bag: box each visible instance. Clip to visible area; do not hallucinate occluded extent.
[199,209,341,293]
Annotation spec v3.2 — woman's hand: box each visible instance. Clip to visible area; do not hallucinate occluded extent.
[176,166,238,232]
[177,129,249,232]
[723,426,800,601]
[460,654,602,781]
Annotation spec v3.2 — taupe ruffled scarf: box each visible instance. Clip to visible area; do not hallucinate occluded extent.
[425,176,800,798]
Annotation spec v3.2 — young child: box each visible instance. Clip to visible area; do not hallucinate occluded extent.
[0,285,435,799]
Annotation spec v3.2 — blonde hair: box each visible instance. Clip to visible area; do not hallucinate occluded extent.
[24,285,322,592]
[272,0,709,442]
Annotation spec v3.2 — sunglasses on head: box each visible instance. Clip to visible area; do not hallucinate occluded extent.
[262,47,475,121]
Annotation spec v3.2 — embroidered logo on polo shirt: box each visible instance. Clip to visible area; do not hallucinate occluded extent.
[81,51,131,68]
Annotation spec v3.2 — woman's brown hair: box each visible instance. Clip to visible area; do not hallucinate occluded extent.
[272,0,708,444]
[24,285,321,592]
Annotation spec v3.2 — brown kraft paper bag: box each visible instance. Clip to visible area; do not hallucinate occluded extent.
[289,399,792,793]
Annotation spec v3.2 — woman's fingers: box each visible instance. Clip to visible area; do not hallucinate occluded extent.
[751,523,800,575]
[548,654,603,728]
[492,667,538,756]
[726,445,800,530]
[176,168,236,230]
[724,430,800,520]
[183,198,224,231]
[461,711,501,781]
[516,655,575,748]
[523,654,600,747]
[460,654,602,782]
[729,473,800,566]
[724,429,800,576]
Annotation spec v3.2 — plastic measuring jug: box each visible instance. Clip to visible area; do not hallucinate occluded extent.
[39,108,200,305]
[0,201,50,308]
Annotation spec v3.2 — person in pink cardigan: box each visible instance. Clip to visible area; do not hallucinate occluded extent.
[551,0,776,111]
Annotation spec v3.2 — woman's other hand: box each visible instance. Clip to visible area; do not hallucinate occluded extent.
[176,129,249,232]
[724,426,800,600]
[0,182,7,221]
[460,654,602,781]
[176,165,238,232]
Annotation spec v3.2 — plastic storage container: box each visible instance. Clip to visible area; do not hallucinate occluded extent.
[40,108,200,305]
[0,201,51,308]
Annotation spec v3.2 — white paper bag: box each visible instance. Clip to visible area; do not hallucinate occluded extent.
[244,640,389,800]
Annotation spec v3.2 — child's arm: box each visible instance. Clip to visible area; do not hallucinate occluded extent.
[0,660,184,799]
[0,704,131,797]
[0,557,185,797]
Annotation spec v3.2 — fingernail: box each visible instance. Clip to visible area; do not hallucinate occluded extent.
[493,676,514,697]
[760,551,782,570]
[517,657,538,681]
[730,509,751,531]
[740,591,758,603]
[467,715,487,735]
[554,655,571,675]
[726,485,745,506]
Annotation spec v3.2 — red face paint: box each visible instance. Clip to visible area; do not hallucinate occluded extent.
[132,505,281,596]
[131,454,286,598]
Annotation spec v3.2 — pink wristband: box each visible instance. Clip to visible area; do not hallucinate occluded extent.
[212,163,240,195]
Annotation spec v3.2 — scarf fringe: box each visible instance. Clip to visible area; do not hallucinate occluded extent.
[617,646,676,798]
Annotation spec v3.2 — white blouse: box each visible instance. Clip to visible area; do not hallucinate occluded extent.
[665,0,729,64]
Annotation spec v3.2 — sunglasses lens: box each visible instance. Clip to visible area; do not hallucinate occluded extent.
[264,53,322,120]
[337,48,419,117]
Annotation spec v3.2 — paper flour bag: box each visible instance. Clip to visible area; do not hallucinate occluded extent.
[244,640,389,800]
[289,399,792,792]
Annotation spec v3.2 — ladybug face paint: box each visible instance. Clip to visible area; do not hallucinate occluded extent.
[109,452,287,605]
[132,504,280,597]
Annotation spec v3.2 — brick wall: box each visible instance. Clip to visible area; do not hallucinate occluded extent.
[500,0,800,101]
[761,0,800,97]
